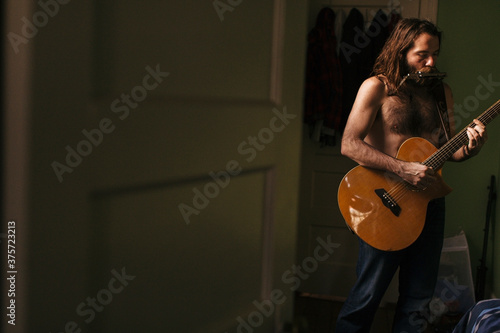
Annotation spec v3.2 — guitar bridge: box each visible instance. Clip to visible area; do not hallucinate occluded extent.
[375,189,401,217]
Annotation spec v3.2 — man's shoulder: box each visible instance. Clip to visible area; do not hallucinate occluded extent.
[360,76,388,96]
[352,76,389,111]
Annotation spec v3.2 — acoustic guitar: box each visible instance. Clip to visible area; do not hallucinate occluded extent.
[338,99,500,251]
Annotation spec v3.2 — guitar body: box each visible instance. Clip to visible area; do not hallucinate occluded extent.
[338,137,453,251]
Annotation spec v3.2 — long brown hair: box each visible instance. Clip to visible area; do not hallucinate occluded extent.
[372,18,441,95]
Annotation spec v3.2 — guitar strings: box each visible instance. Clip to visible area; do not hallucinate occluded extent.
[384,100,500,205]
[427,101,499,169]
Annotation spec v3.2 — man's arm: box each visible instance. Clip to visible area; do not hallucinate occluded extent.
[444,83,488,162]
[341,77,436,189]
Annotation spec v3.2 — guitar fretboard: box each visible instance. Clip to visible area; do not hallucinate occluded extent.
[425,99,500,169]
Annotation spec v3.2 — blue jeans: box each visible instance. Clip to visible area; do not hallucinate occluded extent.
[335,198,446,333]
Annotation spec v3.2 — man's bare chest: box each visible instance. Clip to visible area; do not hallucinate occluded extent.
[380,88,441,137]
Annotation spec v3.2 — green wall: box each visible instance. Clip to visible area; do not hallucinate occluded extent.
[437,0,500,298]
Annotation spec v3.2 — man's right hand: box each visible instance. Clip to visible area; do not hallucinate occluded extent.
[398,161,436,190]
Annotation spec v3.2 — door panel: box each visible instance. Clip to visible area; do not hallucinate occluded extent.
[90,170,270,332]
[93,0,274,101]
[3,0,308,332]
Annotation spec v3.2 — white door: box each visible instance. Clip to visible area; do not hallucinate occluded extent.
[3,0,308,332]
[297,0,437,300]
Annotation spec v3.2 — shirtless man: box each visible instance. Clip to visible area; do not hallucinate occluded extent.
[335,19,487,332]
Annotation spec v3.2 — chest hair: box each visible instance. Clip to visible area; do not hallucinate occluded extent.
[383,87,442,137]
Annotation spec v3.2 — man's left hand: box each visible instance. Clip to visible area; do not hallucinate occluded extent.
[464,119,488,156]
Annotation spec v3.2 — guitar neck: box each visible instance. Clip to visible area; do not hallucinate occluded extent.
[424,99,500,169]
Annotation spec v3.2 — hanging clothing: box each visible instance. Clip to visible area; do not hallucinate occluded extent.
[303,7,343,144]
[335,9,347,56]
[361,9,391,79]
[338,8,365,132]
[362,9,401,75]
[388,10,402,33]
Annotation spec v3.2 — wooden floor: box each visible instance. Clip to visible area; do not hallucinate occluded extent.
[292,293,461,333]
